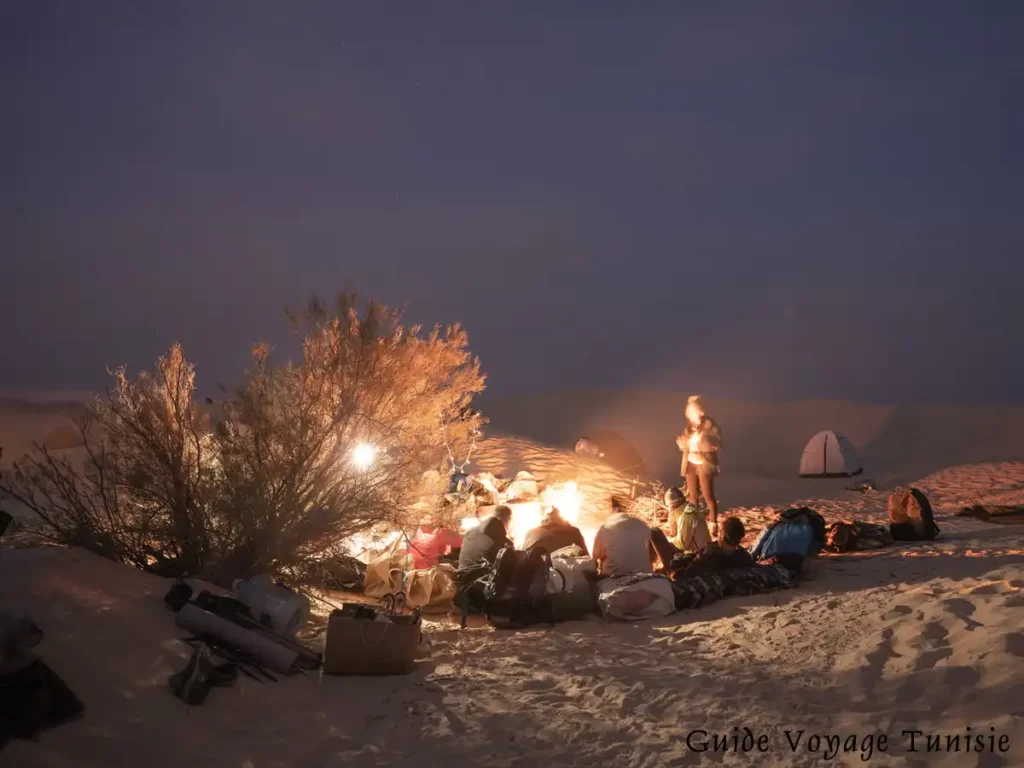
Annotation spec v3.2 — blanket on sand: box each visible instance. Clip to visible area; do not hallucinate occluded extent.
[671,563,797,610]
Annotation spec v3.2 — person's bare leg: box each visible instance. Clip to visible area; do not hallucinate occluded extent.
[686,462,699,507]
[700,468,719,524]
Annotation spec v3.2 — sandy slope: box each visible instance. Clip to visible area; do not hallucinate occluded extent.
[481,392,1024,505]
[4,461,1023,768]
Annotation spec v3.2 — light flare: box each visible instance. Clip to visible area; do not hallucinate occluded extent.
[507,502,543,549]
[541,481,583,524]
[352,443,377,470]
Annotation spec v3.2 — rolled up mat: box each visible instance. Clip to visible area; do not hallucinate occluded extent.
[175,603,299,676]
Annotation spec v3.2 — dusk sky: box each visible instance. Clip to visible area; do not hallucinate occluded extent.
[4,2,1022,403]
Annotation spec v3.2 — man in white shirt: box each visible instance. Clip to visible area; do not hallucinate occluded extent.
[592,501,657,577]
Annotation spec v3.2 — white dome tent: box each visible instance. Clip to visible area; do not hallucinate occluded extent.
[799,430,862,478]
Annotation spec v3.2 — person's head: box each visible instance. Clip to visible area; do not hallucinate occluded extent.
[610,496,629,516]
[493,505,513,527]
[720,517,745,548]
[685,395,706,426]
[543,507,564,526]
[664,486,685,511]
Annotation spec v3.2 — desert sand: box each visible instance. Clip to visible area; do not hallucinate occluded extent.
[2,395,1024,767]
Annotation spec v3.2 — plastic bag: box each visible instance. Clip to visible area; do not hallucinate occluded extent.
[403,564,457,611]
[364,537,412,599]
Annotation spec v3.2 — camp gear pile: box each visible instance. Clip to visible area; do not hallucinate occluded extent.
[887,488,940,541]
[823,521,893,553]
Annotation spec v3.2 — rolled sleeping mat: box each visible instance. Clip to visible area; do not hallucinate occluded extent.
[175,603,300,675]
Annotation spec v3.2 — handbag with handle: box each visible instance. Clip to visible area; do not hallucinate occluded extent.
[323,609,422,676]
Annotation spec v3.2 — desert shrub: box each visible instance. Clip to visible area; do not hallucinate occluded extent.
[0,293,485,582]
[628,479,669,527]
[205,294,484,581]
[0,345,214,575]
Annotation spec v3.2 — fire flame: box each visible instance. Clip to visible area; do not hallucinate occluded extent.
[541,481,582,524]
[352,480,599,567]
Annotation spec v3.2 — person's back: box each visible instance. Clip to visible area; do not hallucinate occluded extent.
[409,526,463,569]
[682,542,753,577]
[458,509,513,569]
[522,515,588,556]
[592,512,654,577]
[678,516,752,577]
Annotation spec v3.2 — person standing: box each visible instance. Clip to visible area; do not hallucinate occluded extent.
[676,395,723,538]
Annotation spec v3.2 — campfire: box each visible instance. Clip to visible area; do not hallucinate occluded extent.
[461,480,597,554]
[342,473,601,568]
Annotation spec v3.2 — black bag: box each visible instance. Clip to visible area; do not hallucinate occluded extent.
[0,659,84,750]
[482,547,558,628]
[164,581,193,612]
[888,488,940,541]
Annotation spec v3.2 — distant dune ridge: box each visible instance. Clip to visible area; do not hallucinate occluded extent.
[5,391,1024,507]
[480,391,1024,506]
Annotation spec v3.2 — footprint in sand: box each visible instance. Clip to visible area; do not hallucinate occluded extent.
[941,598,984,630]
[968,583,1000,596]
[915,647,954,670]
[881,605,913,621]
[943,665,982,688]
[520,677,559,692]
[1003,632,1024,658]
[1003,592,1024,608]
[908,621,952,670]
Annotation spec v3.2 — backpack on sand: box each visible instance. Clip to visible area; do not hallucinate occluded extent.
[749,507,826,563]
[888,488,940,542]
[482,547,557,629]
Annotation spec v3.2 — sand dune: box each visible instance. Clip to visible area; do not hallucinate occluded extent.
[3,394,1024,767]
[3,463,1023,767]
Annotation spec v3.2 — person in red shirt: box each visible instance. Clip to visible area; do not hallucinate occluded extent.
[407,521,463,570]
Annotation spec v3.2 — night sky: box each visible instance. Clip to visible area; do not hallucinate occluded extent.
[4,2,1023,403]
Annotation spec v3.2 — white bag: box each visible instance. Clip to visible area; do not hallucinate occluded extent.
[598,575,675,621]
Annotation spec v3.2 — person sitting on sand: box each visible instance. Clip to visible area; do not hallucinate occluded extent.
[522,507,589,556]
[407,520,463,570]
[676,395,723,538]
[592,498,657,577]
[665,485,711,553]
[458,506,514,569]
[658,517,753,579]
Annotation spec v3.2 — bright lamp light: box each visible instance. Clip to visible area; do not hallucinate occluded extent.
[352,443,376,470]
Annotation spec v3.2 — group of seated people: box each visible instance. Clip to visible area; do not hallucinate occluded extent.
[457,489,752,581]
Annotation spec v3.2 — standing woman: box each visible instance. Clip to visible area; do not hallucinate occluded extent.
[676,395,723,538]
